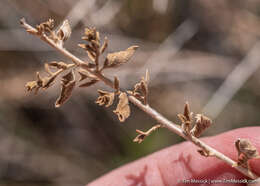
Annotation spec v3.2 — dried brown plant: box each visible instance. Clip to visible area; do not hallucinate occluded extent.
[20,18,259,180]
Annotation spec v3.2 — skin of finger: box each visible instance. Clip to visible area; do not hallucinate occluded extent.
[87,127,260,186]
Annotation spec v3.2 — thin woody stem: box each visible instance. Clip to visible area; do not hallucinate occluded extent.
[20,18,259,180]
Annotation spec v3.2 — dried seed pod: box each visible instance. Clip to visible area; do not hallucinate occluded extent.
[113,92,130,122]
[191,114,212,137]
[95,90,114,107]
[56,20,71,42]
[55,71,76,107]
[103,46,139,69]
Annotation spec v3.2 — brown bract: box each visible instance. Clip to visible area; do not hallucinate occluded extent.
[113,92,130,122]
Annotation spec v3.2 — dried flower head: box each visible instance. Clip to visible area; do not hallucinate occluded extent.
[233,139,260,169]
[36,18,55,34]
[95,90,115,107]
[83,27,98,42]
[113,92,130,122]
[191,114,212,137]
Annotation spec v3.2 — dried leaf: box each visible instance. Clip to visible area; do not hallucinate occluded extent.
[91,40,100,49]
[184,102,192,122]
[100,36,108,54]
[41,75,57,89]
[55,71,76,108]
[114,77,120,92]
[56,20,71,41]
[129,70,149,105]
[103,46,139,69]
[87,50,96,62]
[133,124,161,144]
[113,92,130,122]
[78,43,95,53]
[77,68,98,79]
[178,102,193,135]
[49,61,68,70]
[95,90,114,107]
[79,79,99,87]
[133,130,147,144]
[191,114,212,137]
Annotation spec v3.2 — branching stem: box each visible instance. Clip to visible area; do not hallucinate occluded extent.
[20,18,259,180]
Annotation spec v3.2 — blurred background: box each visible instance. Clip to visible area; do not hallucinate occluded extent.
[1,0,260,185]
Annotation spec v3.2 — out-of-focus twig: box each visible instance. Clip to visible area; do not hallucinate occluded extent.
[203,41,260,119]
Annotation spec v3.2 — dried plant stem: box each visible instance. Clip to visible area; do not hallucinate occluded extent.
[21,19,259,180]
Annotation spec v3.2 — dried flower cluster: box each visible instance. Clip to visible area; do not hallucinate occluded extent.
[21,18,260,180]
[177,102,212,138]
[233,139,260,171]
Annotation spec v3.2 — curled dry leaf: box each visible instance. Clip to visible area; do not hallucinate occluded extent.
[113,92,130,122]
[103,46,139,69]
[129,70,149,105]
[55,71,76,108]
[56,20,71,42]
[25,70,60,94]
[95,90,114,107]
[191,114,212,137]
[133,124,161,144]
